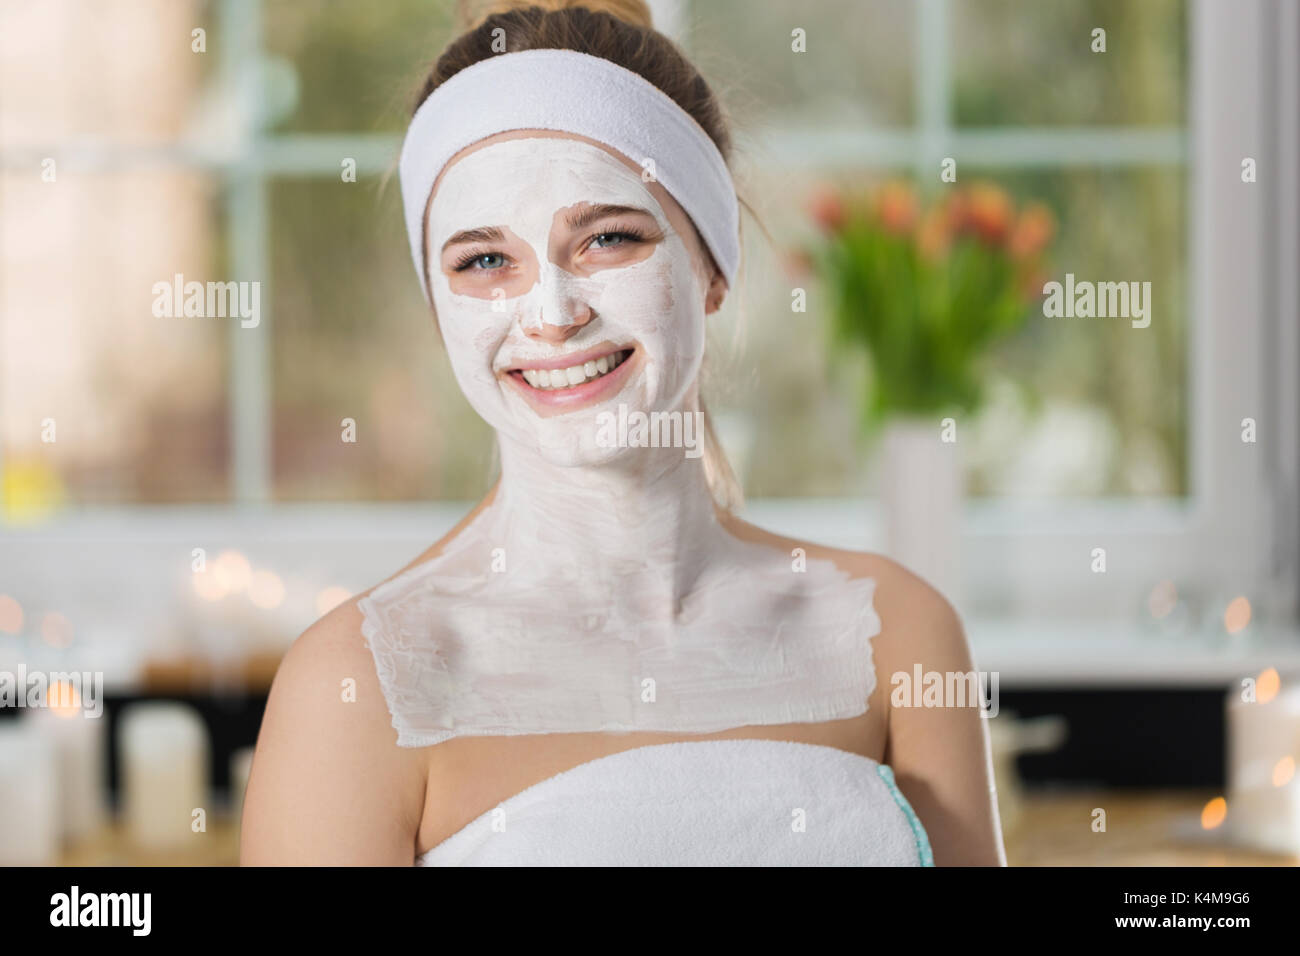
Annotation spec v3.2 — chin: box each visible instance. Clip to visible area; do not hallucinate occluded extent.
[524,410,655,469]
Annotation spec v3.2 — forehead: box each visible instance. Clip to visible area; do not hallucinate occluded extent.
[426,135,668,250]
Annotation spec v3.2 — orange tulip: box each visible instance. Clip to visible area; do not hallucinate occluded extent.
[1009,202,1056,260]
[876,180,918,234]
[808,183,847,234]
[940,191,968,234]
[965,182,1013,245]
[916,206,951,261]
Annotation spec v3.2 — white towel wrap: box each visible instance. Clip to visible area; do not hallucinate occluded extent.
[398,48,742,301]
[416,739,934,867]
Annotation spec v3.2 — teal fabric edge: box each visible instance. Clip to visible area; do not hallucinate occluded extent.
[876,764,936,867]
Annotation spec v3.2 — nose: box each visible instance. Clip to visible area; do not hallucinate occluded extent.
[523,262,594,344]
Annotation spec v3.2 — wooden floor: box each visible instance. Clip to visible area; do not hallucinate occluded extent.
[55,790,1298,866]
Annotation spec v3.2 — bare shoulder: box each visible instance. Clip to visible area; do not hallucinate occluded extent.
[718,512,968,666]
[269,597,392,730]
[241,596,424,863]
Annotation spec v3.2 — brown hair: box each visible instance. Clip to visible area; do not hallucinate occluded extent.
[415,0,744,511]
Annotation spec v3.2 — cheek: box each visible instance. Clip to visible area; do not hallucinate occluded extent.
[593,240,701,339]
[591,239,706,406]
[432,286,517,397]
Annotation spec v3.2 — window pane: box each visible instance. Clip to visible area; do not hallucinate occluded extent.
[685,0,914,129]
[268,177,494,501]
[960,167,1189,497]
[0,0,215,147]
[263,0,456,134]
[952,0,1188,127]
[1,171,231,511]
[0,0,229,514]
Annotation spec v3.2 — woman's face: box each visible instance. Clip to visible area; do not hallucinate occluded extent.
[424,130,723,466]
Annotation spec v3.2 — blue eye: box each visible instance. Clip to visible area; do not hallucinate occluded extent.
[591,230,644,249]
[454,252,506,272]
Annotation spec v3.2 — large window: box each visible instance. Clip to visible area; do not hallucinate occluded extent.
[1,0,1192,503]
[1,0,1294,623]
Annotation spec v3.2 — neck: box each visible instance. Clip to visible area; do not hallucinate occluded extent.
[487,424,723,605]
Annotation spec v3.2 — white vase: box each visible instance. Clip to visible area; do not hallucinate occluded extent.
[879,419,964,607]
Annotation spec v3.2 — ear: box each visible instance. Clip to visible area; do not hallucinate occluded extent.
[704,270,728,316]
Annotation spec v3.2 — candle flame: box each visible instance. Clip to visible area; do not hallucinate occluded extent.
[1274,757,1296,788]
[249,569,285,610]
[214,550,253,593]
[1257,668,1281,704]
[193,570,228,601]
[0,594,22,634]
[1200,796,1227,830]
[1224,596,1251,635]
[48,680,81,717]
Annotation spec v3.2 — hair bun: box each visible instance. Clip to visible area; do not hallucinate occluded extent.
[456,0,654,32]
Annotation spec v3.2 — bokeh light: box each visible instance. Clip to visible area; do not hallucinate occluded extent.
[1257,668,1281,704]
[248,570,286,610]
[0,594,23,634]
[48,680,81,717]
[192,570,228,602]
[1273,757,1296,788]
[213,550,253,593]
[1224,596,1251,635]
[1200,796,1227,830]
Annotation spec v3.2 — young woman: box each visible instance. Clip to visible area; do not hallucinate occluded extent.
[241,0,1004,866]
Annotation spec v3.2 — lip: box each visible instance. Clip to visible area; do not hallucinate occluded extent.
[501,343,639,414]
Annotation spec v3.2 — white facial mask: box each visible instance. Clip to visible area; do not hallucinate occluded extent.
[359,136,883,747]
[426,137,706,467]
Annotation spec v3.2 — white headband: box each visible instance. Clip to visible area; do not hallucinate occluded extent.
[398,48,741,301]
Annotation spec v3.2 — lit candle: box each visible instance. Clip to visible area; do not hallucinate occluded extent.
[0,718,59,864]
[1226,681,1300,855]
[37,686,107,846]
[118,702,209,852]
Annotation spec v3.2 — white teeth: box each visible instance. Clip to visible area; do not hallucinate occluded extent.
[518,350,630,390]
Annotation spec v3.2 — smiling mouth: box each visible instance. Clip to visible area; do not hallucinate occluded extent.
[508,348,634,391]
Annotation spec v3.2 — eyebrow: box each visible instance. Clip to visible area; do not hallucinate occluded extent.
[439,204,655,254]
[562,203,655,231]
[441,226,505,254]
